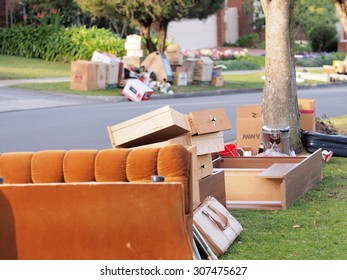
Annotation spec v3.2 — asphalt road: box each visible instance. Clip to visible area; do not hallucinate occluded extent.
[0,84,346,153]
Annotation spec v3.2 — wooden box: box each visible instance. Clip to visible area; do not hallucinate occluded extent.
[198,170,226,207]
[190,131,225,155]
[196,153,213,180]
[213,149,322,210]
[108,106,190,148]
[188,108,231,135]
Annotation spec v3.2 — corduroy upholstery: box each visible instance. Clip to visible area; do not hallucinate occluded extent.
[0,144,193,260]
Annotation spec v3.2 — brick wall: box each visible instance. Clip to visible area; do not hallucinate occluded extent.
[0,0,7,27]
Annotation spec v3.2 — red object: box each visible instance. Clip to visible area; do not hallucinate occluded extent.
[219,144,239,157]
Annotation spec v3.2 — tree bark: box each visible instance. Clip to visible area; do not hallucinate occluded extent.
[138,19,157,53]
[333,0,347,37]
[261,0,302,151]
[158,19,169,52]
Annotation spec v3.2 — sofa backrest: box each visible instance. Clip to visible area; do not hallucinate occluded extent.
[0,144,192,213]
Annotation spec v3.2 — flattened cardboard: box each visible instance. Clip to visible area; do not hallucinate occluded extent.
[108,106,190,148]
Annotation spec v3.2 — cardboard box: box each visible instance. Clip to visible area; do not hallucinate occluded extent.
[92,51,120,86]
[213,149,322,210]
[105,63,120,86]
[173,72,188,86]
[193,57,213,82]
[141,52,173,83]
[107,105,190,148]
[236,99,316,151]
[70,60,98,91]
[298,99,316,132]
[211,76,224,87]
[182,60,196,84]
[91,62,107,89]
[125,35,145,50]
[92,50,120,64]
[126,49,145,57]
[122,56,145,68]
[165,44,183,65]
[188,108,231,135]
[122,79,153,102]
[236,104,263,151]
[322,65,335,75]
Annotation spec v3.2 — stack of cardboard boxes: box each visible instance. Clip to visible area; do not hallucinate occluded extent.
[122,35,146,69]
[165,44,188,86]
[193,56,213,85]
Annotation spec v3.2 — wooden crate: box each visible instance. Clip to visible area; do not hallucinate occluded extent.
[213,149,322,210]
[108,106,190,148]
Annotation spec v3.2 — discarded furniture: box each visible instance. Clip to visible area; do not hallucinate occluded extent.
[0,144,194,260]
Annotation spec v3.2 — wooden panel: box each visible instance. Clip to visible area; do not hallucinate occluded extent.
[196,153,213,180]
[283,149,322,208]
[0,182,192,260]
[257,163,298,178]
[221,169,283,201]
[108,106,190,148]
[191,131,225,155]
[188,108,231,135]
[199,170,226,207]
[214,156,304,169]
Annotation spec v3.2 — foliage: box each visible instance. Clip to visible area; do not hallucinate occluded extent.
[214,60,261,71]
[236,33,260,48]
[295,52,345,67]
[309,24,338,52]
[75,0,225,52]
[0,25,125,62]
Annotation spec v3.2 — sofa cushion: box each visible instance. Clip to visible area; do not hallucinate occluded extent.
[63,150,98,182]
[0,152,34,184]
[157,144,191,213]
[31,150,66,183]
[95,149,130,182]
[126,147,160,181]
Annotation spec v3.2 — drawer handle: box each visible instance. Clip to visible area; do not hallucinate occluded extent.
[210,114,217,126]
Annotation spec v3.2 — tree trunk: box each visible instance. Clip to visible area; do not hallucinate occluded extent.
[158,19,169,52]
[333,0,347,37]
[261,0,302,151]
[138,19,157,53]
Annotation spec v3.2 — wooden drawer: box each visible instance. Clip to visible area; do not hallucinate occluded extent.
[199,170,226,207]
[190,131,225,155]
[107,105,190,148]
[188,108,231,135]
[196,153,213,180]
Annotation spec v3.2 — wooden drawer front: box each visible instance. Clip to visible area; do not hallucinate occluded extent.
[188,108,231,135]
[191,131,225,155]
[199,170,226,207]
[196,153,213,180]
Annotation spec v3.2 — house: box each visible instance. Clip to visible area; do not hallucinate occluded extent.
[168,0,255,50]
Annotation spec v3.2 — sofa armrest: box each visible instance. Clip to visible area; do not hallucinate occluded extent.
[0,182,193,260]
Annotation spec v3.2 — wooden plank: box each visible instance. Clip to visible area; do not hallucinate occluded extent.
[257,163,298,178]
[108,106,190,148]
[191,131,225,155]
[283,149,322,208]
[226,200,283,210]
[188,108,231,135]
[214,156,304,169]
[199,170,226,207]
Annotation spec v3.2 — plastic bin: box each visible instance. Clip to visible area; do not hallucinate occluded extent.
[262,125,290,155]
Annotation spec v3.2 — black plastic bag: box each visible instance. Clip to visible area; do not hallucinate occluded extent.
[301,130,347,157]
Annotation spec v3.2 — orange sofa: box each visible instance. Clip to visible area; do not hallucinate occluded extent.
[0,144,194,260]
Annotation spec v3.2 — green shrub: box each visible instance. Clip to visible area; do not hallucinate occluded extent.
[309,24,338,52]
[0,25,125,62]
[236,33,260,48]
[296,52,345,67]
[213,59,261,71]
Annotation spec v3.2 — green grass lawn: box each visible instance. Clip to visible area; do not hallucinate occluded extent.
[0,55,70,79]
